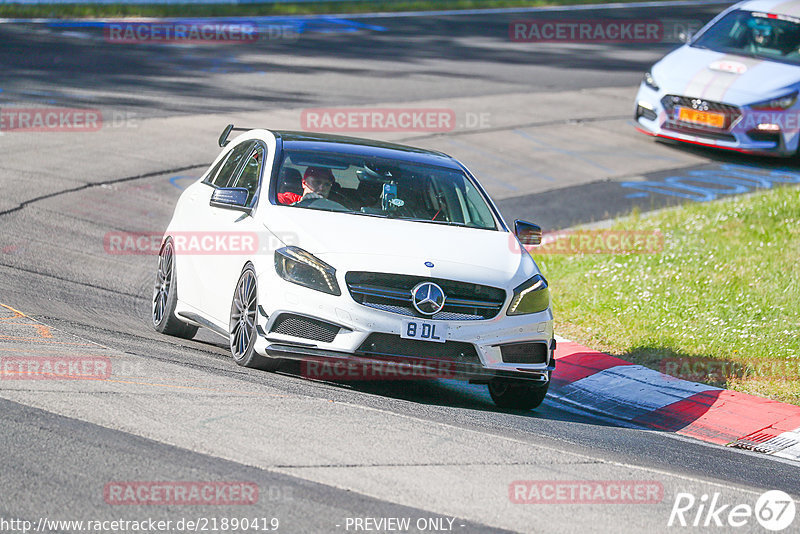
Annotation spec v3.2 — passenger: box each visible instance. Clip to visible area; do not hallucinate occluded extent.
[277,166,335,205]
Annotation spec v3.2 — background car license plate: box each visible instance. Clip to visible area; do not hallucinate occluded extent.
[676,106,725,128]
[401,320,447,343]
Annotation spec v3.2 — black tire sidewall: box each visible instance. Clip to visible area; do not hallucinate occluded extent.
[152,238,197,339]
[488,377,549,410]
[229,266,266,368]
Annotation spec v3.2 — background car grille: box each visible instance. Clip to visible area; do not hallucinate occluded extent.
[356,333,481,365]
[661,95,741,131]
[269,313,340,343]
[345,272,505,320]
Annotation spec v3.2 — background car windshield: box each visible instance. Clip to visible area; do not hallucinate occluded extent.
[692,10,800,66]
[277,150,498,230]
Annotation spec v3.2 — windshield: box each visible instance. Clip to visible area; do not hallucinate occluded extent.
[274,149,498,230]
[692,9,800,66]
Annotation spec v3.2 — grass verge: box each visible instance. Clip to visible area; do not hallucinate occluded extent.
[0,0,688,20]
[535,185,800,405]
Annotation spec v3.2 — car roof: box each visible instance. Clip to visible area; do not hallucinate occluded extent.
[735,0,800,17]
[273,130,462,170]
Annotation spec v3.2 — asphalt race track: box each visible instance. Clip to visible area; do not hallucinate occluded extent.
[1,2,800,533]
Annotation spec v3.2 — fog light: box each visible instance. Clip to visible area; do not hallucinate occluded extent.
[636,101,657,121]
[756,123,780,131]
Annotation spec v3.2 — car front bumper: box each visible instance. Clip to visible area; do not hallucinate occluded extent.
[252,272,555,383]
[634,83,800,157]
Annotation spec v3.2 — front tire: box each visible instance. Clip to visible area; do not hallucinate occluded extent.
[229,265,280,371]
[488,377,549,410]
[152,238,198,339]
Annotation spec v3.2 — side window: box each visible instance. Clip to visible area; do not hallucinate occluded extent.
[213,141,253,188]
[230,145,265,206]
[202,152,230,186]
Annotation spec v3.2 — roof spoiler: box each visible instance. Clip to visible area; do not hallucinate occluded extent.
[218,124,255,147]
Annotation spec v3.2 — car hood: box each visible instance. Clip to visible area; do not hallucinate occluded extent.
[652,45,800,105]
[263,207,537,287]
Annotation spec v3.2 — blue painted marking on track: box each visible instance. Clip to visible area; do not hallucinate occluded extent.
[620,164,800,202]
[170,175,197,190]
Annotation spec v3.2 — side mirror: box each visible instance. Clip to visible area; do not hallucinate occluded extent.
[515,220,542,246]
[210,187,250,213]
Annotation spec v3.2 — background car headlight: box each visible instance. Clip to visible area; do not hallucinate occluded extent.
[751,91,798,110]
[274,246,341,296]
[507,274,550,316]
[643,72,660,91]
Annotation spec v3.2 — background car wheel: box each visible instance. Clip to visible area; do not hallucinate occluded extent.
[152,238,198,339]
[229,265,280,371]
[488,377,549,410]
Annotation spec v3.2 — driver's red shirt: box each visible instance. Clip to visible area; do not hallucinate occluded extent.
[277,192,302,205]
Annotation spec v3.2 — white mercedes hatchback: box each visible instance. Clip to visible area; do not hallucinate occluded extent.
[153,126,555,409]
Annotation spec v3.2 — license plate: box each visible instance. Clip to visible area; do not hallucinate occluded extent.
[401,320,447,343]
[675,106,725,128]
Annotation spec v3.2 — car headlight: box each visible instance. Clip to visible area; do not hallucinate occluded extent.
[507,274,550,316]
[751,91,798,110]
[274,246,341,296]
[643,72,660,91]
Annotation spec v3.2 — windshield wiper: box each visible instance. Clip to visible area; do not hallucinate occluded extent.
[399,218,469,227]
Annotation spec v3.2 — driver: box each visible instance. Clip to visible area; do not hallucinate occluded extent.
[277,166,335,205]
[748,19,775,49]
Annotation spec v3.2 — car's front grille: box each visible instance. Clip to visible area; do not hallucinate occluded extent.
[661,95,741,131]
[345,272,505,320]
[356,333,481,365]
[269,313,340,343]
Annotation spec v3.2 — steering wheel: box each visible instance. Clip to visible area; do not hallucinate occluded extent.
[295,196,349,212]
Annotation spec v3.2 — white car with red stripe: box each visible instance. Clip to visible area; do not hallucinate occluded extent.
[635,0,800,156]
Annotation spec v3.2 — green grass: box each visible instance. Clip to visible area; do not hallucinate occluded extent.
[535,185,800,405]
[0,0,682,19]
